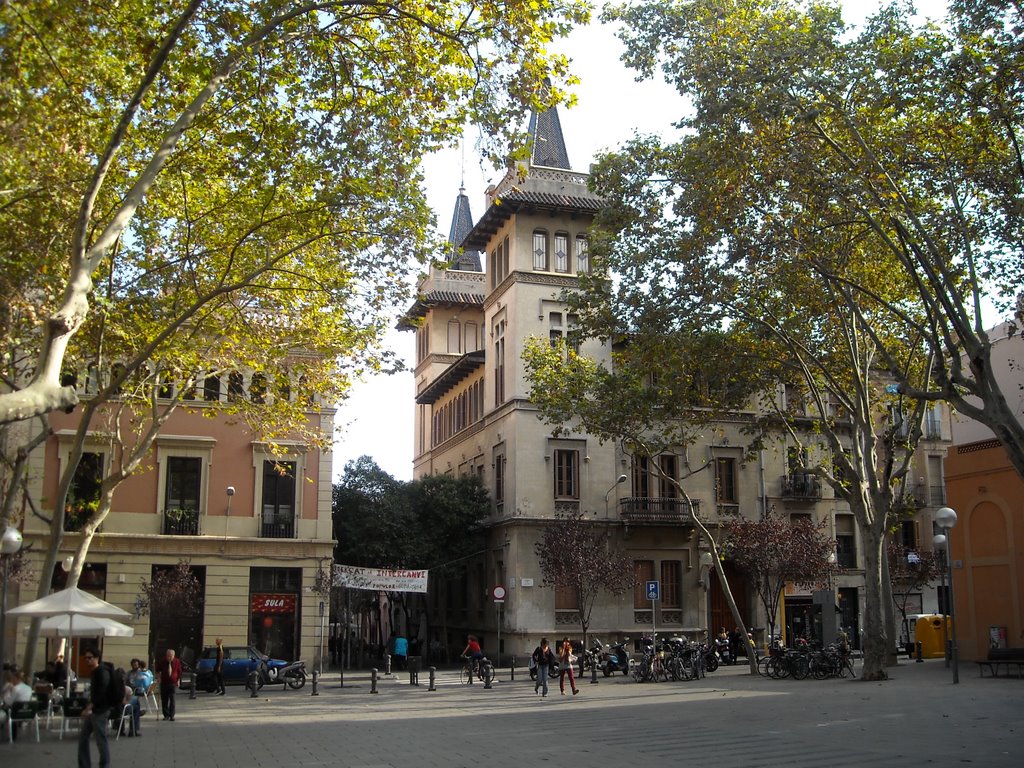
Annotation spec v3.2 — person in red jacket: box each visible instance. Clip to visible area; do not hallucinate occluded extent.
[154,648,182,721]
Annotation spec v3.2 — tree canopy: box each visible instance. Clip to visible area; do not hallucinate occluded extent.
[601,0,1024,477]
[0,0,590,426]
[534,510,634,647]
[726,511,836,644]
[332,456,489,571]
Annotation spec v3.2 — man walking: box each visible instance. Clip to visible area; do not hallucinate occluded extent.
[78,647,111,768]
[213,638,226,695]
[155,648,182,720]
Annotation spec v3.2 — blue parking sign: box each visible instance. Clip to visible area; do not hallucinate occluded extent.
[646,580,660,601]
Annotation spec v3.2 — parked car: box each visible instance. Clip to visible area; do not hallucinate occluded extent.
[193,645,289,691]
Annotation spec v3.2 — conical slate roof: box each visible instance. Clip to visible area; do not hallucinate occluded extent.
[528,105,571,170]
[447,187,482,271]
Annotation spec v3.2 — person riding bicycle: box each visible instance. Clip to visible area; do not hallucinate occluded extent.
[462,634,483,676]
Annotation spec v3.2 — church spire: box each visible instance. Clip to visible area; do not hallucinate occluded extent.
[447,186,482,271]
[527,102,571,170]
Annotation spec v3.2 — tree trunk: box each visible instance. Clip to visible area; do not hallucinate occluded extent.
[860,525,889,681]
[881,552,899,666]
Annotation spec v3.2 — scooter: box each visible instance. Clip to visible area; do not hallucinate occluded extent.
[245,656,307,691]
[601,638,631,677]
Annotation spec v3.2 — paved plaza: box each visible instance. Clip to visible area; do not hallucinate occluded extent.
[6,658,1021,768]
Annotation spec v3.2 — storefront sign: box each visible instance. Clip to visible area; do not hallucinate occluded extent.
[333,565,428,593]
[251,593,296,613]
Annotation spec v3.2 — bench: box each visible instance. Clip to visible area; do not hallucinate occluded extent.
[976,647,1024,678]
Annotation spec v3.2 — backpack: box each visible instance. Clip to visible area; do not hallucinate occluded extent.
[103,663,126,710]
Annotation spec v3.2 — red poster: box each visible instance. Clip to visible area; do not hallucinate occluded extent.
[250,593,296,614]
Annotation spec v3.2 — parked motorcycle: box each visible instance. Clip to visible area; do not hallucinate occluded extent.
[601,638,631,677]
[702,641,721,673]
[245,656,307,691]
[528,655,561,680]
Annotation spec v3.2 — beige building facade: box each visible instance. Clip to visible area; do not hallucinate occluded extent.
[404,107,952,659]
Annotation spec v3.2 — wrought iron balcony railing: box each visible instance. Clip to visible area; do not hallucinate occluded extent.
[261,519,295,538]
[162,509,200,536]
[619,497,698,524]
[781,472,821,500]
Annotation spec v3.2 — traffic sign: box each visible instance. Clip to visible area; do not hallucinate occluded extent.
[492,585,507,601]
[646,580,660,601]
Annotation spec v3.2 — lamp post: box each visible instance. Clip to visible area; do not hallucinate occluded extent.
[1,525,25,666]
[603,474,627,518]
[933,506,959,684]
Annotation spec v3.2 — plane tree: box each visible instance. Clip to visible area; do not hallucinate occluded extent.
[0,0,587,672]
[527,1,964,680]
[0,0,589,426]
[603,0,1024,478]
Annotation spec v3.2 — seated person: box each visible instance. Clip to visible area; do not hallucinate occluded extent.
[119,669,142,736]
[1,667,34,740]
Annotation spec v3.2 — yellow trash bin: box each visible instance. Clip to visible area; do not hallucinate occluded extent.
[915,615,952,659]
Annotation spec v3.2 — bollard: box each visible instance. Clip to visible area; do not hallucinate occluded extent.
[428,666,436,692]
[510,656,515,681]
[189,675,197,699]
[590,659,599,684]
[370,667,379,694]
[384,654,392,677]
[311,669,319,696]
[483,664,493,690]
[248,670,258,698]
[916,641,924,663]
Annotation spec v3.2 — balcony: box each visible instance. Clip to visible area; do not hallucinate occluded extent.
[619,497,698,525]
[261,519,295,538]
[912,484,946,508]
[781,471,821,501]
[162,509,200,536]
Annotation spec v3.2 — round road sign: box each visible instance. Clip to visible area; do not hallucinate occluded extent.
[492,585,507,600]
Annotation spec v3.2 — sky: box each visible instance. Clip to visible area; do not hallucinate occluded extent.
[331,0,950,483]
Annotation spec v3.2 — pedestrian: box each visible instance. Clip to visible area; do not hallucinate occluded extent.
[393,633,408,671]
[558,637,579,696]
[532,638,554,697]
[77,647,111,768]
[155,648,182,721]
[213,638,226,695]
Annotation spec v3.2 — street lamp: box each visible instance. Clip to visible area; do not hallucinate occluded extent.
[933,506,959,684]
[603,474,627,518]
[1,525,25,666]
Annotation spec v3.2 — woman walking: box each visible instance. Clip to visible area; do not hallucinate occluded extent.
[558,637,579,696]
[532,638,554,697]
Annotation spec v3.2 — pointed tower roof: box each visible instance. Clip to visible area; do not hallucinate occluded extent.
[528,104,571,170]
[447,187,482,271]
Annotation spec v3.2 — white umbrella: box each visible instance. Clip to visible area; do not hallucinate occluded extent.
[8,587,132,695]
[37,614,135,638]
[6,587,131,620]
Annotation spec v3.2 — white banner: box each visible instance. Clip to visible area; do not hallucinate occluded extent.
[333,565,429,593]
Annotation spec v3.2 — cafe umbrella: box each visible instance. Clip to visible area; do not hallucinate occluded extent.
[7,587,132,696]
